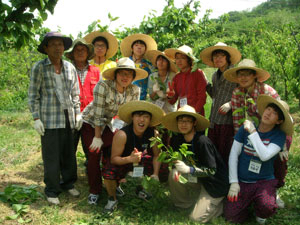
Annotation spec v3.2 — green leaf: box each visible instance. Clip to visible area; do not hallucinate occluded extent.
[232,107,244,115]
[178,175,188,184]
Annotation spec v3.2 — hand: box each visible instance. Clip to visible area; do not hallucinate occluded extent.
[34,119,45,136]
[174,160,190,174]
[89,137,103,153]
[153,82,160,93]
[166,81,175,98]
[75,114,83,130]
[218,102,231,115]
[156,90,166,98]
[279,150,288,161]
[227,182,240,202]
[150,174,159,181]
[130,148,142,164]
[172,169,180,182]
[243,120,256,134]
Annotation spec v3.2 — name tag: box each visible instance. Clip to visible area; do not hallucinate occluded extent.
[132,166,144,177]
[155,99,165,108]
[180,97,187,107]
[187,174,197,183]
[248,159,262,174]
[112,118,125,133]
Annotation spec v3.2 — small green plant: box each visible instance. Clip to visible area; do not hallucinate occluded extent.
[150,76,167,92]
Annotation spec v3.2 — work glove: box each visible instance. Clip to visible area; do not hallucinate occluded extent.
[279,149,289,161]
[166,81,175,98]
[174,160,190,174]
[218,102,231,115]
[89,137,103,153]
[153,82,165,98]
[75,114,83,130]
[243,120,256,134]
[150,174,159,181]
[34,119,45,136]
[227,182,240,202]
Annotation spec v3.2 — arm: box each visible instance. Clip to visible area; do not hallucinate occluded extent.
[92,81,108,127]
[194,69,207,114]
[28,62,42,120]
[70,66,81,116]
[228,140,243,183]
[231,88,243,134]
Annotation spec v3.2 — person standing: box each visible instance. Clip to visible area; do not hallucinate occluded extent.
[28,32,82,205]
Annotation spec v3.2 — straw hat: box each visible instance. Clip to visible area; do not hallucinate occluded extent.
[38,31,72,54]
[65,38,94,61]
[144,50,178,73]
[83,31,118,59]
[118,101,165,127]
[224,59,270,83]
[164,45,196,62]
[162,105,210,132]
[200,42,241,67]
[120,33,157,57]
[102,57,148,81]
[257,95,293,136]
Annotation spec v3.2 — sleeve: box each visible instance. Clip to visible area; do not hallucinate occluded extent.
[194,69,207,114]
[28,62,42,119]
[231,88,243,134]
[228,140,243,183]
[206,72,216,98]
[92,81,108,127]
[70,66,81,115]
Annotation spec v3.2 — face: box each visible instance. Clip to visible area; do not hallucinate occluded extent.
[44,38,64,60]
[73,44,89,63]
[94,40,107,57]
[261,106,283,126]
[132,113,151,135]
[236,70,257,89]
[116,69,134,88]
[212,52,228,70]
[132,42,146,58]
[175,53,190,71]
[177,116,196,135]
[156,56,169,71]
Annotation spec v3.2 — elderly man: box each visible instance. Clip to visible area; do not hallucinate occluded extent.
[28,32,82,205]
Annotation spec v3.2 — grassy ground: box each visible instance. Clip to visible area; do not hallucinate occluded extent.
[1,103,300,225]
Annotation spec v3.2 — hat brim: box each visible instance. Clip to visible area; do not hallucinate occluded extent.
[120,34,157,57]
[200,45,241,67]
[145,50,178,73]
[65,40,94,61]
[102,66,148,81]
[162,111,209,133]
[257,95,293,136]
[224,66,270,83]
[38,36,73,55]
[118,101,165,127]
[84,31,118,59]
[164,48,196,62]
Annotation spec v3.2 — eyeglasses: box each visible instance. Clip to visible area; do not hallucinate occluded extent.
[94,44,107,49]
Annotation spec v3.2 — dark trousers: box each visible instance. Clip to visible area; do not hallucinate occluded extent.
[41,113,77,197]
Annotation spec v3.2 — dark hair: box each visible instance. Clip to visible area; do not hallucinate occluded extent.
[212,49,231,65]
[131,40,147,49]
[237,69,256,75]
[114,69,136,80]
[156,55,170,70]
[176,115,196,122]
[175,52,193,67]
[92,36,109,49]
[266,103,285,122]
[132,111,152,118]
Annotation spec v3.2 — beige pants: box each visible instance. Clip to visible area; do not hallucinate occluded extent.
[168,169,224,223]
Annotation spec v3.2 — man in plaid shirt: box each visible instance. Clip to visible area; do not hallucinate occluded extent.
[28,32,82,205]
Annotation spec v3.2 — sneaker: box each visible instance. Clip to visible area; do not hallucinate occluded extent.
[47,197,60,205]
[136,186,152,201]
[116,186,125,197]
[68,188,80,197]
[104,196,118,212]
[88,193,99,205]
[256,216,266,224]
[276,194,285,209]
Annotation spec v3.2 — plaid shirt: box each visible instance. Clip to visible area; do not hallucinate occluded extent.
[207,68,238,128]
[231,82,279,134]
[82,80,140,129]
[28,58,80,129]
[76,64,89,85]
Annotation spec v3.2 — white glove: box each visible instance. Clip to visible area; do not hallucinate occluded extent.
[89,137,103,153]
[227,182,240,202]
[218,102,231,115]
[75,114,83,130]
[150,174,159,181]
[174,161,190,174]
[279,150,289,161]
[34,119,45,136]
[243,120,256,134]
[153,82,160,93]
[156,90,166,98]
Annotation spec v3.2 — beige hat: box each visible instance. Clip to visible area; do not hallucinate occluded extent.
[200,42,241,67]
[102,57,148,81]
[118,100,165,127]
[162,105,210,132]
[224,59,270,83]
[144,50,178,73]
[83,31,118,59]
[257,95,293,136]
[120,33,157,57]
[65,38,94,61]
[164,45,196,62]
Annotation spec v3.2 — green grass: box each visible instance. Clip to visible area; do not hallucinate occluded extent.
[1,108,300,225]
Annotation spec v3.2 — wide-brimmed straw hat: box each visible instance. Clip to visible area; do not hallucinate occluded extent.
[164,45,196,62]
[145,50,178,73]
[65,38,94,61]
[162,105,210,132]
[38,31,72,54]
[118,100,165,127]
[120,33,157,57]
[84,31,118,59]
[102,57,148,81]
[257,95,293,136]
[200,42,241,67]
[224,59,270,83]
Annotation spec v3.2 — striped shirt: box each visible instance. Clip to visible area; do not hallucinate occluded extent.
[28,58,80,129]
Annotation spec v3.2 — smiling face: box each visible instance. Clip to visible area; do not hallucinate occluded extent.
[44,38,64,61]
[73,44,89,64]
[176,115,196,135]
[212,50,229,71]
[132,111,152,136]
[175,53,191,72]
[115,69,134,89]
[93,40,107,58]
[236,69,257,89]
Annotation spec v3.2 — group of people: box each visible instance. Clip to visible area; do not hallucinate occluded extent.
[28,30,294,224]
